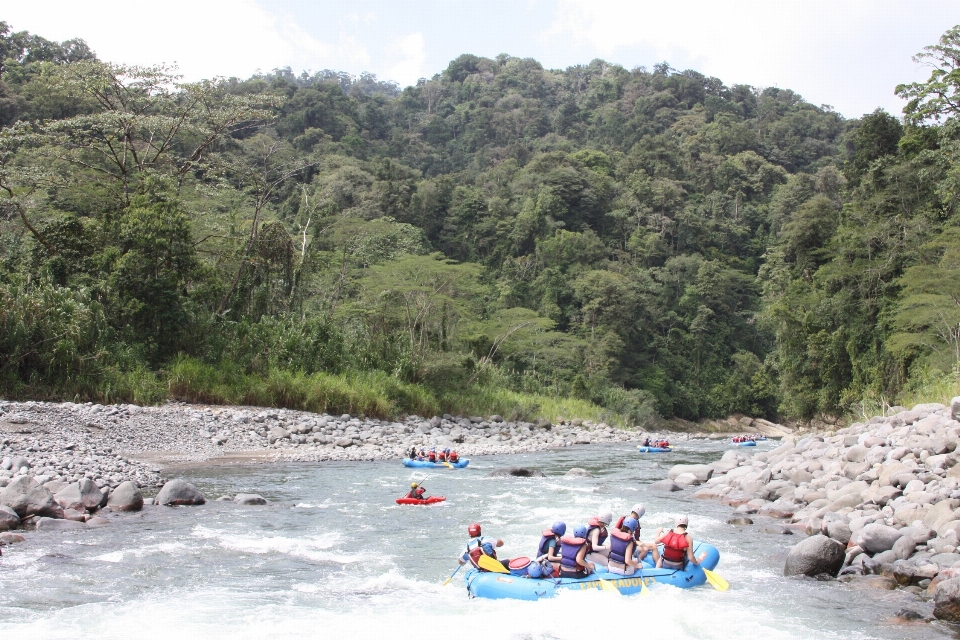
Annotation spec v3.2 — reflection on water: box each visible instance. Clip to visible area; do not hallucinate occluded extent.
[0,441,949,639]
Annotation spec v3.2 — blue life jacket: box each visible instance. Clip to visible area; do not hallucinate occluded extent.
[538,529,559,557]
[608,529,633,565]
[559,535,586,572]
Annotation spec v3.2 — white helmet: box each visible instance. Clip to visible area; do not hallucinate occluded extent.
[598,511,613,525]
[631,503,646,519]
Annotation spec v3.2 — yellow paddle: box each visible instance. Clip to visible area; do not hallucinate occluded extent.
[703,568,729,591]
[477,555,511,574]
[442,564,463,586]
[639,575,651,596]
[442,461,453,469]
[597,577,618,592]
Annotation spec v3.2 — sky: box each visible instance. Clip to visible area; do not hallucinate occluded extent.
[4,1,958,119]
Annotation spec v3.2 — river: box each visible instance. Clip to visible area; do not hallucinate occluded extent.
[0,440,949,639]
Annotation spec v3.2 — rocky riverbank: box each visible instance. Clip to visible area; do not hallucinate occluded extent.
[670,398,960,624]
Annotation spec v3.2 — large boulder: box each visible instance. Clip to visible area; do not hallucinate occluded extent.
[35,516,86,531]
[858,523,903,554]
[0,504,19,531]
[667,464,714,483]
[54,484,85,512]
[78,478,103,511]
[649,479,682,492]
[673,473,702,487]
[934,577,960,623]
[784,534,845,577]
[156,479,206,506]
[486,467,546,478]
[233,493,267,505]
[106,481,143,512]
[0,476,63,519]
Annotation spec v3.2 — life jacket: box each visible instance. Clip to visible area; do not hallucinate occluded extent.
[559,536,587,573]
[585,518,608,552]
[406,489,418,498]
[428,452,436,462]
[450,452,459,462]
[614,515,625,530]
[608,529,633,565]
[466,536,490,568]
[661,530,689,563]
[537,530,559,557]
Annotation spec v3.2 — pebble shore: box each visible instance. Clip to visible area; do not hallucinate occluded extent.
[672,398,960,623]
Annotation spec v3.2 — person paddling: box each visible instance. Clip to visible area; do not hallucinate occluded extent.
[406,482,428,500]
[459,523,508,571]
[655,516,707,569]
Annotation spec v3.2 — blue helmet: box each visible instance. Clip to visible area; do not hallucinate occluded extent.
[481,542,495,555]
[623,517,639,532]
[527,562,543,578]
[551,521,566,536]
[574,525,587,539]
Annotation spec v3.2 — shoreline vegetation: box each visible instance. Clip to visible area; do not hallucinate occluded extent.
[3,24,960,434]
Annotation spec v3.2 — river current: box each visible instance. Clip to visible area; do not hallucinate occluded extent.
[0,440,950,639]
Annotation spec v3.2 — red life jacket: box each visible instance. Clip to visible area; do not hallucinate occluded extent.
[428,452,436,462]
[467,537,494,568]
[586,517,608,552]
[614,516,625,530]
[450,452,459,462]
[661,530,689,563]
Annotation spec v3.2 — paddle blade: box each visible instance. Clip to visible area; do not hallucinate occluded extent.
[477,555,510,574]
[443,462,453,468]
[703,568,729,591]
[442,575,455,586]
[598,578,619,592]
[640,578,651,596]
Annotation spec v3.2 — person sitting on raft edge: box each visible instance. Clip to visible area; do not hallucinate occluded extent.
[654,516,708,569]
[585,510,612,567]
[536,521,565,573]
[406,482,427,500]
[559,525,595,578]
[606,517,643,576]
[459,523,508,571]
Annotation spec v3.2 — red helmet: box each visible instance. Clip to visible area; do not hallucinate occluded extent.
[468,523,481,537]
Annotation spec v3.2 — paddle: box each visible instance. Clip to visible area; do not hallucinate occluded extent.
[703,568,729,591]
[596,576,618,592]
[442,461,453,469]
[442,563,464,586]
[639,573,651,596]
[477,554,511,574]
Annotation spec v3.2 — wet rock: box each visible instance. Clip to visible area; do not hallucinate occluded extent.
[0,504,19,531]
[0,532,24,545]
[760,525,793,535]
[858,523,903,554]
[934,577,960,622]
[106,481,143,512]
[486,467,546,478]
[673,473,702,487]
[0,476,63,519]
[35,516,86,531]
[156,479,206,506]
[234,493,267,505]
[893,608,924,621]
[726,517,753,525]
[564,468,593,478]
[649,479,682,492]
[784,534,845,577]
[667,464,714,483]
[847,574,898,590]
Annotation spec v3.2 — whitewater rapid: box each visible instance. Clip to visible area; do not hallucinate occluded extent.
[0,442,944,639]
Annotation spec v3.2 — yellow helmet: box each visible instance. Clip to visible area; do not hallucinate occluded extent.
[411,482,418,488]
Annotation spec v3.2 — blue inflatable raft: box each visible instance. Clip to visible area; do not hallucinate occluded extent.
[637,446,672,453]
[402,458,470,469]
[464,541,720,600]
[732,440,756,447]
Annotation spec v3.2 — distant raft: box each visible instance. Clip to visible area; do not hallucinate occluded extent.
[402,458,470,469]
[396,496,446,505]
[637,446,672,453]
[464,540,720,601]
[732,440,757,447]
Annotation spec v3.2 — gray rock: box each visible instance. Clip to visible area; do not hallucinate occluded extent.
[486,467,546,478]
[0,504,19,531]
[934,576,960,622]
[234,493,267,505]
[784,534,845,577]
[267,427,290,444]
[0,476,63,519]
[334,438,354,448]
[106,481,143,512]
[872,549,899,565]
[54,483,85,512]
[825,520,852,545]
[10,457,29,471]
[564,468,593,478]
[35,516,86,531]
[78,478,102,511]
[726,517,753,525]
[859,523,903,554]
[650,479,682,492]
[156,479,206,506]
[900,525,936,545]
[673,472,702,487]
[667,464,714,483]
[892,535,917,561]
[952,396,960,422]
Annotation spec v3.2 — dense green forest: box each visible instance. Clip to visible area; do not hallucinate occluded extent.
[1,22,959,425]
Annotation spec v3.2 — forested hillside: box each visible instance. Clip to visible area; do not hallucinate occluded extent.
[1,22,959,425]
